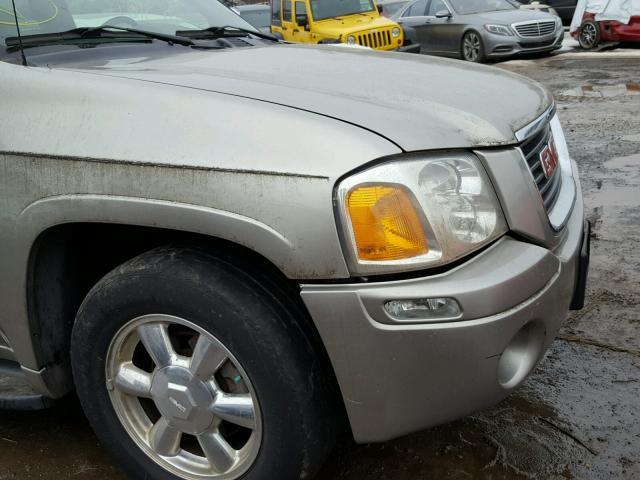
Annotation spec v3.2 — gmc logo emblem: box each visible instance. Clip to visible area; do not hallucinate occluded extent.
[540,135,559,179]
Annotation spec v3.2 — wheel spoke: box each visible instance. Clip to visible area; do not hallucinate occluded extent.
[190,334,227,380]
[137,323,175,368]
[210,393,256,429]
[148,417,182,456]
[198,431,237,473]
[113,363,152,398]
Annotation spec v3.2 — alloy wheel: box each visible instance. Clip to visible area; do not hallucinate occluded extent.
[105,314,262,479]
[463,32,481,62]
[580,23,598,49]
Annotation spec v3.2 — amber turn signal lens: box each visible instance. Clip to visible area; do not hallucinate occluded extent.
[347,185,428,261]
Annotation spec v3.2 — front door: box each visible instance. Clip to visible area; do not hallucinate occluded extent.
[396,0,430,52]
[422,0,458,55]
[290,1,313,43]
[280,0,295,41]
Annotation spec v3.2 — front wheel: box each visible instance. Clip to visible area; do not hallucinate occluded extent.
[578,19,600,50]
[461,31,486,62]
[71,246,338,480]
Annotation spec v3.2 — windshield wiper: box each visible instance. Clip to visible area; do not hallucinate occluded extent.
[176,25,279,42]
[5,26,194,48]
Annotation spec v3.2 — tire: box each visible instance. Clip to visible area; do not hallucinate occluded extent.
[461,30,486,63]
[71,246,337,480]
[578,19,600,50]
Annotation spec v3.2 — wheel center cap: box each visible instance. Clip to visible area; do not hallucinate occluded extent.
[151,366,214,434]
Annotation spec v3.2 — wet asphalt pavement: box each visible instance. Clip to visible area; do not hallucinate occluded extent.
[1,51,639,479]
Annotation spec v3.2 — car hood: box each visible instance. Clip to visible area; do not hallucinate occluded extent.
[63,43,552,151]
[313,14,399,36]
[467,8,558,24]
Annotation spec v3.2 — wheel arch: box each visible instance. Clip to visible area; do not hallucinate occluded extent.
[23,196,345,418]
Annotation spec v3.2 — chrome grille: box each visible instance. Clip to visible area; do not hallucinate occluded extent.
[513,20,556,37]
[356,29,392,48]
[519,123,562,211]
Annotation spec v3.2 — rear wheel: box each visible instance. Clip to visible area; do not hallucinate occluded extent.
[579,19,600,50]
[461,31,485,62]
[71,246,337,480]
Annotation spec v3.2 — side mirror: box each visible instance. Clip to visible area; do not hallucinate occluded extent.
[435,10,451,18]
[377,4,383,13]
[296,14,308,27]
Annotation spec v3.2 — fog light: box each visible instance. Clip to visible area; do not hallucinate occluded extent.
[384,298,461,321]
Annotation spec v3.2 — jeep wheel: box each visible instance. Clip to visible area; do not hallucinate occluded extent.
[71,246,337,480]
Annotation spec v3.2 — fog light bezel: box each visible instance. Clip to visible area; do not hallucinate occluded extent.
[383,297,462,322]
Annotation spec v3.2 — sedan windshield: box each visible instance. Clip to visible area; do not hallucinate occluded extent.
[448,0,516,14]
[0,0,256,44]
[310,0,376,21]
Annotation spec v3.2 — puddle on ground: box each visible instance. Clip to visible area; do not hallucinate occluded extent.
[590,186,640,207]
[561,84,640,97]
[604,153,640,169]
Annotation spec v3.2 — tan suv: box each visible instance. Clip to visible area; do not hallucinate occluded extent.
[1,0,588,479]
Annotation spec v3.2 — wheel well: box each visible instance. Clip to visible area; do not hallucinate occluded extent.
[28,223,345,418]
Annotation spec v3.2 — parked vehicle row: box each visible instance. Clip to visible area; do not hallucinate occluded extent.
[235,0,563,61]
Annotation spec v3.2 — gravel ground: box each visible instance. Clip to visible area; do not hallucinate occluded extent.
[1,51,639,479]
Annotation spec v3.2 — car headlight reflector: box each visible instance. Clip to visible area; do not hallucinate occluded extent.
[347,185,428,261]
[391,27,401,38]
[337,153,507,275]
[346,35,356,45]
[484,24,512,36]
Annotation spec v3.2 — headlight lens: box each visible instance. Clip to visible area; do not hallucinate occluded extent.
[337,153,508,275]
[484,24,513,36]
[346,35,356,45]
[391,27,401,38]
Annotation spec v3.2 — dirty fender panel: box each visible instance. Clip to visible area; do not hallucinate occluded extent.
[0,60,400,377]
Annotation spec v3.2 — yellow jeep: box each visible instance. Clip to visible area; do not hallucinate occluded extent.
[270,0,418,51]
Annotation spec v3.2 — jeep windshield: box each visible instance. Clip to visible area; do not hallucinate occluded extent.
[0,0,258,46]
[310,0,376,21]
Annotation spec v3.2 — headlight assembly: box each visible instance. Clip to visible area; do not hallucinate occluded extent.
[336,153,508,275]
[484,24,513,36]
[345,35,356,45]
[391,27,401,38]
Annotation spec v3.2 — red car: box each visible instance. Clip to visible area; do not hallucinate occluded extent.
[573,11,640,49]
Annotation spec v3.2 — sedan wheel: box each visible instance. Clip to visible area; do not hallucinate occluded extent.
[462,31,485,62]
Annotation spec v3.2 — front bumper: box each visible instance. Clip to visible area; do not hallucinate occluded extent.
[301,183,585,443]
[396,42,421,53]
[484,29,564,58]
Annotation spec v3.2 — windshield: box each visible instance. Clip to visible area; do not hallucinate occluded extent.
[381,0,407,16]
[239,9,270,29]
[448,0,516,14]
[0,0,256,44]
[310,0,376,21]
